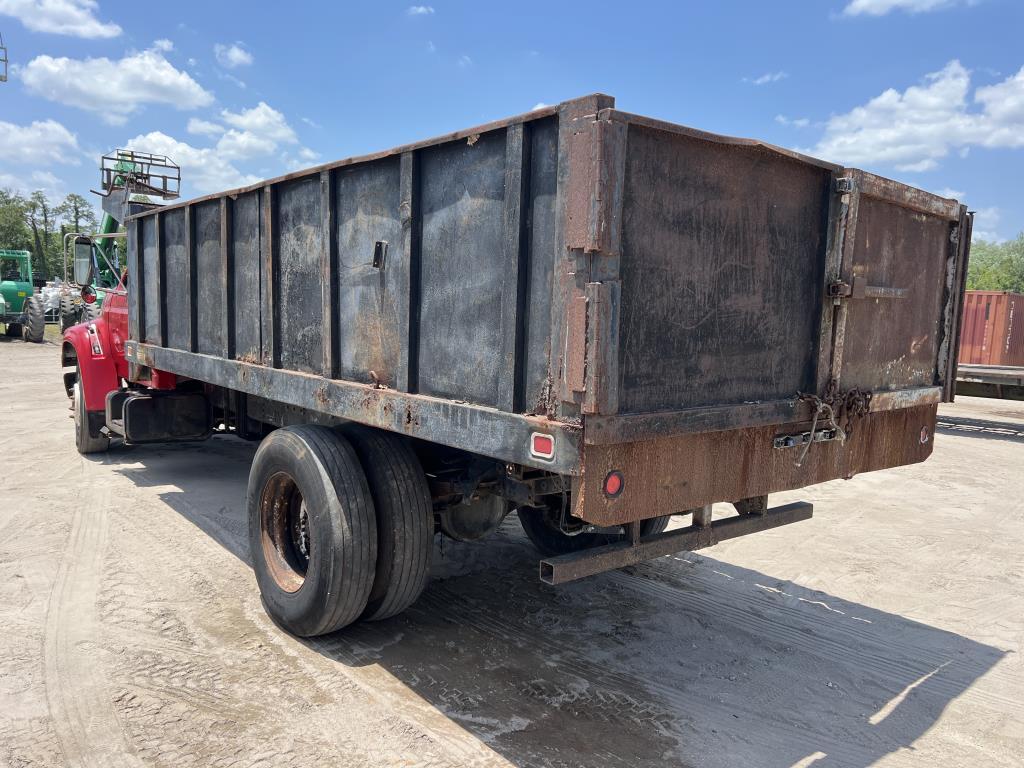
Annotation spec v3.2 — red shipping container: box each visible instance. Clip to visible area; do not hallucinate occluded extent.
[959,291,1024,366]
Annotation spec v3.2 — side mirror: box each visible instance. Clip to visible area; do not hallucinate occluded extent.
[73,237,94,286]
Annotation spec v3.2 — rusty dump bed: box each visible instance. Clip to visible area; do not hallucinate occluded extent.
[124,93,972,526]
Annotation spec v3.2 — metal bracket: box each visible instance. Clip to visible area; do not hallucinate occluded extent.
[835,176,856,195]
[774,427,839,450]
[828,275,908,300]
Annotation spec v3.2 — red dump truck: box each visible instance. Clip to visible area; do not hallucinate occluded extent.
[62,94,972,637]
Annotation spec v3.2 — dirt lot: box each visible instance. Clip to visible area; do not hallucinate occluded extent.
[1,337,1021,768]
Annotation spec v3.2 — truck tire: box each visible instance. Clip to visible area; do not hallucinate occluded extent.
[60,295,79,331]
[518,505,672,557]
[22,296,45,343]
[83,300,100,322]
[248,425,377,636]
[73,378,110,454]
[343,427,433,621]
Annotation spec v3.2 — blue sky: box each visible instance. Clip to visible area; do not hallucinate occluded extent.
[0,0,1021,241]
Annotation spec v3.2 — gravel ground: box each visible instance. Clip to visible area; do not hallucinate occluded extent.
[1,336,1021,767]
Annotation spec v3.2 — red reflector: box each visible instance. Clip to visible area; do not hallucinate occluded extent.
[604,470,624,498]
[530,432,555,460]
[83,292,97,304]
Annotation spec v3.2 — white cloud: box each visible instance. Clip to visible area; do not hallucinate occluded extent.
[220,102,297,144]
[532,102,549,110]
[457,54,472,68]
[300,116,321,129]
[842,0,977,16]
[775,114,811,128]
[407,5,434,15]
[0,169,64,197]
[187,117,224,136]
[0,0,120,38]
[426,40,436,53]
[216,130,277,161]
[804,60,1024,172]
[0,118,80,165]
[936,187,965,199]
[972,206,1002,242]
[744,71,787,85]
[22,44,213,124]
[125,131,260,194]
[214,42,253,69]
[153,38,173,52]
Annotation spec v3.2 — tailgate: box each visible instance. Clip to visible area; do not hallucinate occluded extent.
[827,170,971,403]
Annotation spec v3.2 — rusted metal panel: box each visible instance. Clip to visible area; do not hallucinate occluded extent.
[583,280,619,415]
[231,192,261,363]
[497,122,528,413]
[219,197,233,359]
[126,340,583,475]
[940,209,972,400]
[161,207,189,351]
[959,291,1024,367]
[615,121,831,413]
[564,295,587,396]
[575,404,937,526]
[194,200,222,356]
[417,129,507,407]
[838,196,954,391]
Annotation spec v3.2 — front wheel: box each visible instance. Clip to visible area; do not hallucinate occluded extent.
[518,503,672,557]
[248,425,377,637]
[73,377,110,454]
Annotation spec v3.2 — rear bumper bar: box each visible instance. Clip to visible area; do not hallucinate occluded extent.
[539,501,813,585]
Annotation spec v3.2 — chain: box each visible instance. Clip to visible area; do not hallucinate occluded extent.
[793,381,873,467]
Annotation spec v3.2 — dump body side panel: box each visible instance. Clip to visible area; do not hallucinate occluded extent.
[616,123,831,413]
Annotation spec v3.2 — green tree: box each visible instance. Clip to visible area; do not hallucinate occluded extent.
[0,189,32,252]
[967,234,1024,293]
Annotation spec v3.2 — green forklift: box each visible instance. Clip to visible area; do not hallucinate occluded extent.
[0,249,45,342]
[61,150,179,330]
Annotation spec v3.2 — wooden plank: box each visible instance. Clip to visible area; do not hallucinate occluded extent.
[497,122,527,413]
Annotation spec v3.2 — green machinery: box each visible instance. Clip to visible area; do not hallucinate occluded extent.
[0,249,45,342]
[61,150,180,330]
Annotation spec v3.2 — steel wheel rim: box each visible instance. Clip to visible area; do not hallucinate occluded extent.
[260,471,311,593]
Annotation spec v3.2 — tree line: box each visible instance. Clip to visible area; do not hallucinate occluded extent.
[0,188,99,282]
[966,234,1024,294]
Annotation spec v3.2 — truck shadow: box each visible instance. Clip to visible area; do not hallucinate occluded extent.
[936,415,1024,444]
[112,439,1008,768]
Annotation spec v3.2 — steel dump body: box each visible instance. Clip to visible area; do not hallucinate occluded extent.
[124,94,971,526]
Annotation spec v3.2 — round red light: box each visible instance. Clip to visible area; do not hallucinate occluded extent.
[603,470,624,498]
[83,291,96,304]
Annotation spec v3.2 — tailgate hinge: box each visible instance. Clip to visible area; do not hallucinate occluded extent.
[828,274,909,301]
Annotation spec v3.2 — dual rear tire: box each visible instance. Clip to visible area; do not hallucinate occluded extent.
[248,425,432,637]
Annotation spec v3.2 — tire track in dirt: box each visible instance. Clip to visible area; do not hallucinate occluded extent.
[44,493,144,768]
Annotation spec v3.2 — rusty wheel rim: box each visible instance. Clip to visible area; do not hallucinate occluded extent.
[259,471,311,593]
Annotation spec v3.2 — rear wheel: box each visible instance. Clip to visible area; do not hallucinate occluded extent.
[248,425,377,636]
[518,502,672,557]
[73,375,110,454]
[343,427,433,621]
[22,296,44,343]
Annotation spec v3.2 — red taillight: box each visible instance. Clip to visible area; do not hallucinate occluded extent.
[603,470,624,498]
[530,432,554,460]
[83,291,96,304]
